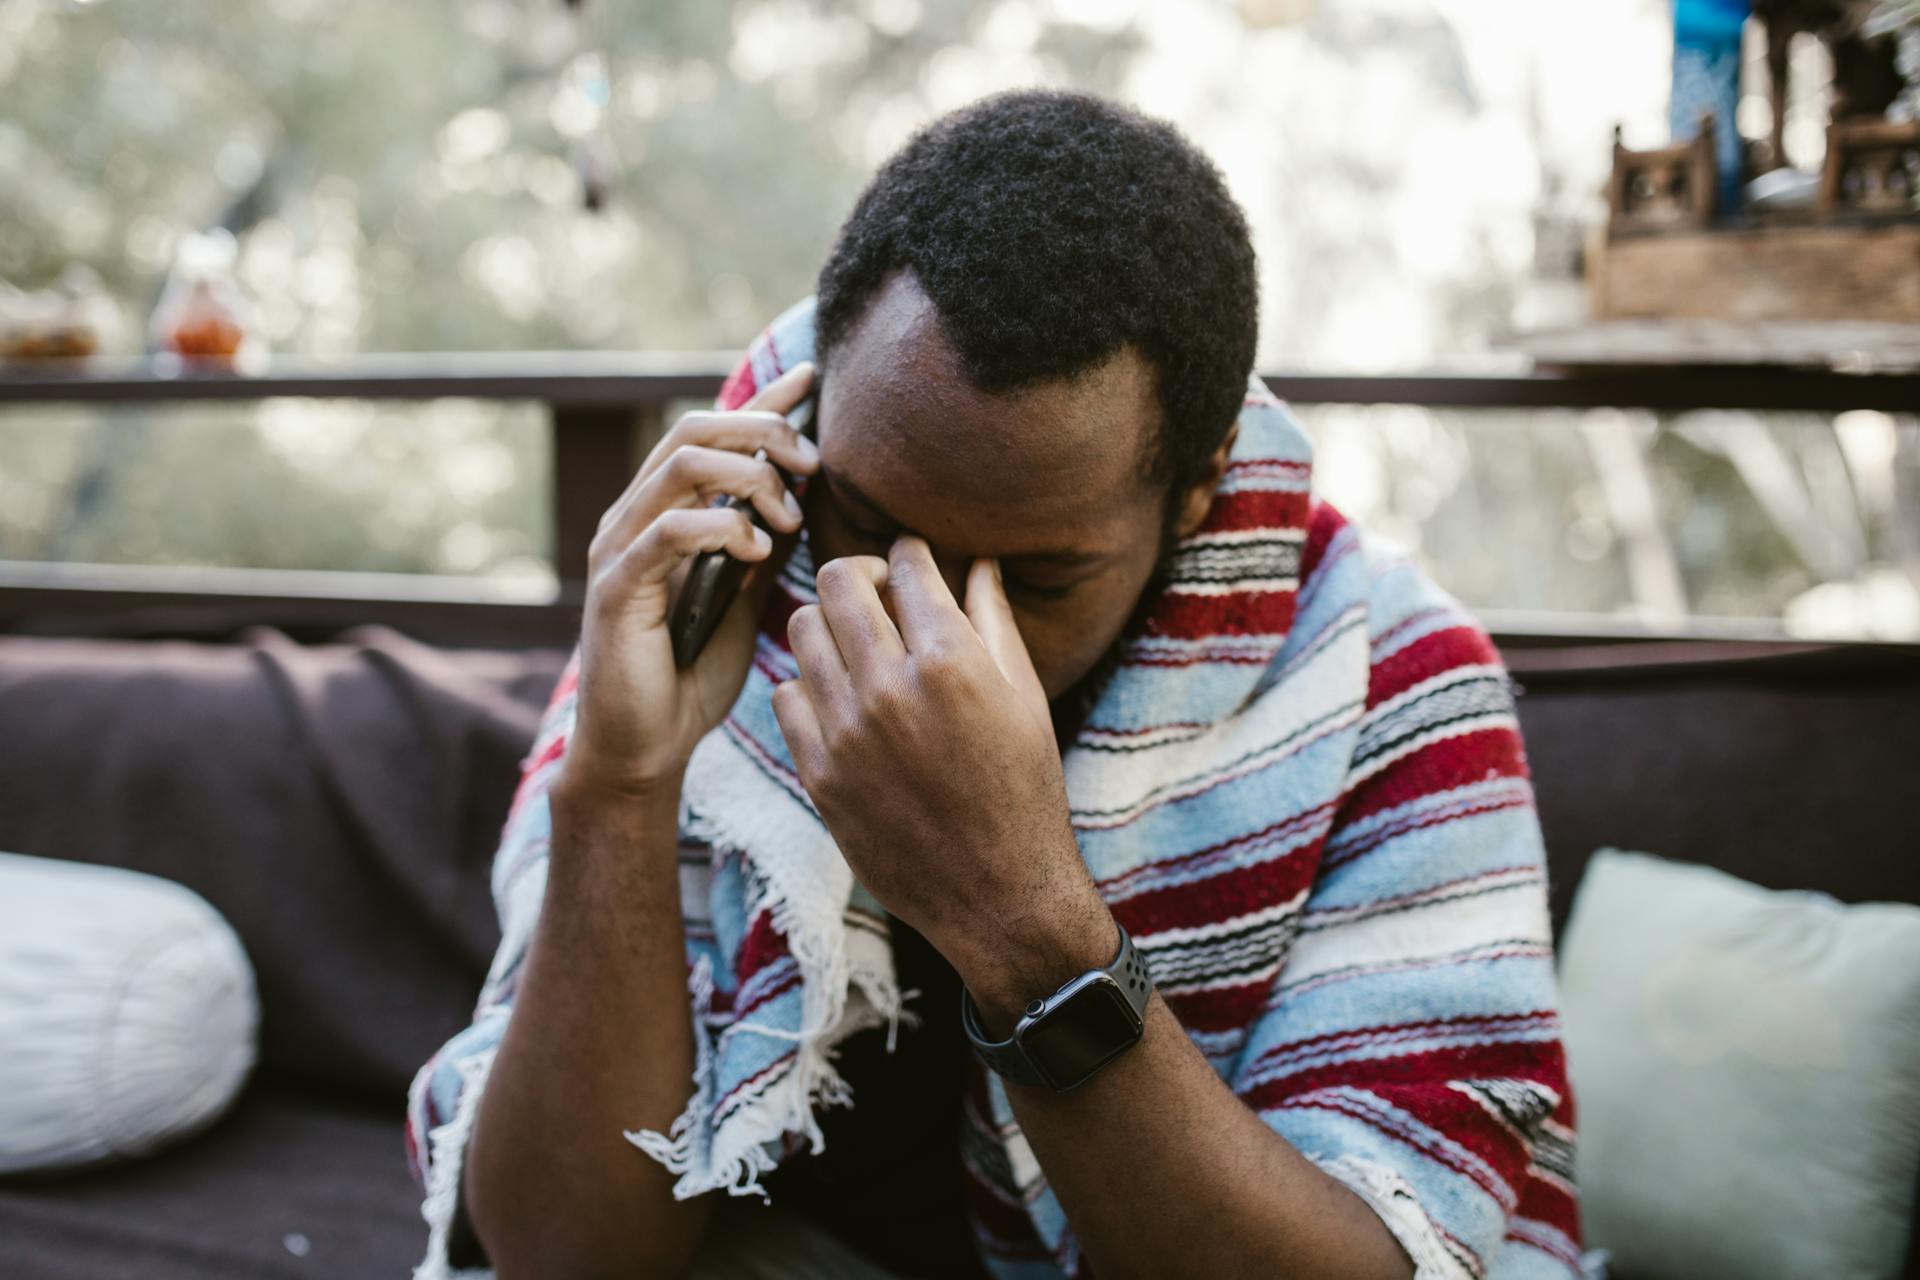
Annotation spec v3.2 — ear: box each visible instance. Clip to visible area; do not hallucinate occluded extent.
[1172,421,1239,540]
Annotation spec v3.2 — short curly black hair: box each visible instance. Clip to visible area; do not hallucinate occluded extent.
[814,88,1259,510]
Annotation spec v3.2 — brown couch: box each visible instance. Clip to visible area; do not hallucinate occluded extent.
[0,624,1914,1278]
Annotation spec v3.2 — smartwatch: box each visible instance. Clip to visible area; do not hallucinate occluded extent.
[960,921,1152,1091]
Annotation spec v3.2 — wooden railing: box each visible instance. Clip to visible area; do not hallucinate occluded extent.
[3,355,1916,648]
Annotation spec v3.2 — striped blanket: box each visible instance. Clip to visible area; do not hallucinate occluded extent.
[407,295,1584,1279]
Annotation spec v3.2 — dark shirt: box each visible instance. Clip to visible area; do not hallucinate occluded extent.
[761,913,990,1279]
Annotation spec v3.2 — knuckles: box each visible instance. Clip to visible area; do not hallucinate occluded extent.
[587,515,639,570]
[910,638,969,688]
[770,676,806,723]
[819,711,862,760]
[813,556,862,597]
[814,554,887,600]
[658,418,698,457]
[786,601,822,646]
[667,409,785,449]
[856,674,910,723]
[756,457,786,496]
[663,445,704,484]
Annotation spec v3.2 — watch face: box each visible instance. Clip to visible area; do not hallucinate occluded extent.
[1020,977,1141,1089]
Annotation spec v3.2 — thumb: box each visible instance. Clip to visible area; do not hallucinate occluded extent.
[964,557,1054,749]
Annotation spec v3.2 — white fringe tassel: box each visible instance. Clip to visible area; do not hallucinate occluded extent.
[413,1046,500,1280]
[623,720,909,1202]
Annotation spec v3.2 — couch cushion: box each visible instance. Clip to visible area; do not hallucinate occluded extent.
[1560,848,1920,1280]
[0,624,569,1100]
[0,1083,422,1279]
[0,851,258,1174]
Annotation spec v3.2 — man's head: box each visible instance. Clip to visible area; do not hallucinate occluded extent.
[804,88,1258,718]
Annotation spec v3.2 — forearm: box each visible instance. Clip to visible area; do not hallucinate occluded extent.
[463,771,713,1280]
[951,905,1417,1280]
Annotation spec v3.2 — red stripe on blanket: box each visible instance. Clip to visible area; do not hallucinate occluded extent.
[1108,843,1320,937]
[1096,803,1335,898]
[1246,1010,1561,1076]
[736,909,794,980]
[714,1053,795,1121]
[1247,1044,1571,1209]
[1190,486,1310,533]
[1272,1078,1551,1209]
[1122,649,1286,670]
[1138,590,1300,641]
[731,967,802,1022]
[1300,498,1348,584]
[717,351,761,412]
[1366,621,1502,710]
[1337,726,1532,833]
[1512,1175,1583,1260]
[1243,1030,1565,1103]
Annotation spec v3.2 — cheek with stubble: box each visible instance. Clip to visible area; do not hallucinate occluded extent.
[1019,581,1151,704]
[1026,523,1184,705]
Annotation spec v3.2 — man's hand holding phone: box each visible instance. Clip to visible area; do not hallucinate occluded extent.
[465,363,816,1280]
[556,362,819,810]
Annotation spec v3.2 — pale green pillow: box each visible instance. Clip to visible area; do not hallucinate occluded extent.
[1558,848,1920,1280]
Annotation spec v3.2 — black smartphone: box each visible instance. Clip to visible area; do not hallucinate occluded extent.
[667,387,817,667]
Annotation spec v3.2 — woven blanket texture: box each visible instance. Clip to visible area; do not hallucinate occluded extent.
[406,293,1584,1280]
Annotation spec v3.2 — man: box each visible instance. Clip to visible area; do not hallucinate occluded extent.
[407,88,1582,1280]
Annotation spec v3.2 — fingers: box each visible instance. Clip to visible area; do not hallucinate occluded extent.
[656,361,817,481]
[813,555,904,671]
[591,432,808,579]
[884,534,969,655]
[608,505,772,593]
[644,404,819,482]
[785,557,898,763]
[645,443,802,531]
[964,556,1054,746]
[770,675,825,784]
[784,600,853,716]
[743,360,818,417]
[591,363,817,555]
[964,557,1034,684]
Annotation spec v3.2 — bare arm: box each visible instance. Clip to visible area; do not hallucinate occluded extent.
[953,913,1417,1280]
[454,361,822,1280]
[462,771,711,1279]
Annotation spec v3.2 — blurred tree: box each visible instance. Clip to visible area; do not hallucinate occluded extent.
[0,0,1141,355]
[1,0,1913,638]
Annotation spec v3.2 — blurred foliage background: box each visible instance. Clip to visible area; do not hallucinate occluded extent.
[1,0,1915,638]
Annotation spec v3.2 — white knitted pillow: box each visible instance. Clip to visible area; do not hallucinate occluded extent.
[0,850,258,1173]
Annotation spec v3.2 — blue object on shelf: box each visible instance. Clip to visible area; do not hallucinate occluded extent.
[1671,0,1751,217]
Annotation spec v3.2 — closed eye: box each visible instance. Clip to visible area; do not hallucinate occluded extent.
[833,500,1079,601]
[837,512,895,545]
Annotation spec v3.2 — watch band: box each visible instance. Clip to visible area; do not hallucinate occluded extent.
[960,920,1152,1090]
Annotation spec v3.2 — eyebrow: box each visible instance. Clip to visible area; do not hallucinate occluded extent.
[819,463,1110,566]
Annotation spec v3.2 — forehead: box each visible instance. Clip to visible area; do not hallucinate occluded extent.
[816,274,1161,549]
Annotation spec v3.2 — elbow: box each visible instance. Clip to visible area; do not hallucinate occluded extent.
[493,1252,697,1280]
[479,1214,704,1280]
[466,1153,711,1280]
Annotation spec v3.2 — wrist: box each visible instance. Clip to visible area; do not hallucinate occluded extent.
[547,761,685,894]
[552,753,685,816]
[949,889,1119,1041]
